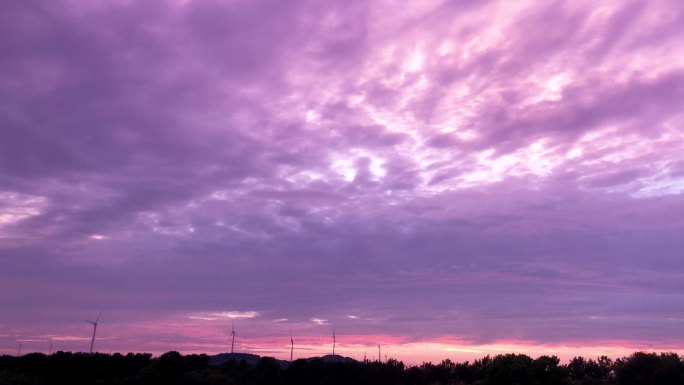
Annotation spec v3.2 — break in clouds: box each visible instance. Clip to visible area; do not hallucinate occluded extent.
[1,0,684,358]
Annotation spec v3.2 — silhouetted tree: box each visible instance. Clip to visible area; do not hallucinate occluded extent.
[531,355,568,385]
[569,356,589,381]
[614,352,684,385]
[3,349,683,385]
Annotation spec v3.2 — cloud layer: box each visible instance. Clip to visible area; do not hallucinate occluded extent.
[2,0,684,361]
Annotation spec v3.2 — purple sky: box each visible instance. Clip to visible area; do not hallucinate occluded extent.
[2,0,684,362]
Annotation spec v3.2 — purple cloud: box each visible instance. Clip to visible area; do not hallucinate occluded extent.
[2,0,684,362]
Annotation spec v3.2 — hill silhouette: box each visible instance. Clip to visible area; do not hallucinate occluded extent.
[209,352,357,368]
[312,354,357,364]
[209,352,266,366]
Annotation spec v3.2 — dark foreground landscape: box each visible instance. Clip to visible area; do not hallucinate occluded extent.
[1,351,683,385]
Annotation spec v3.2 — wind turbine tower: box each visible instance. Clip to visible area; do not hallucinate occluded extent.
[230,320,236,354]
[332,328,336,355]
[378,345,381,362]
[17,343,22,356]
[290,331,294,361]
[85,311,102,354]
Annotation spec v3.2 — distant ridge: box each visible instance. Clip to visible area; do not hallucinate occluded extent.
[313,354,357,364]
[209,352,265,366]
[209,352,358,367]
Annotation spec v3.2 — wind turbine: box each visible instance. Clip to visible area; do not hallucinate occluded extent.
[49,340,53,355]
[290,330,294,361]
[17,343,22,356]
[332,328,336,355]
[85,311,102,354]
[378,345,381,362]
[230,320,236,354]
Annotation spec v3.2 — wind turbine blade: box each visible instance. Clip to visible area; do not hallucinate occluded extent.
[95,310,102,323]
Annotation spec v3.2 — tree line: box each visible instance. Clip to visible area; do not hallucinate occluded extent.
[1,350,683,385]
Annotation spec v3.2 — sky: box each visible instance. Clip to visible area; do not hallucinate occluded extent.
[1,0,684,364]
